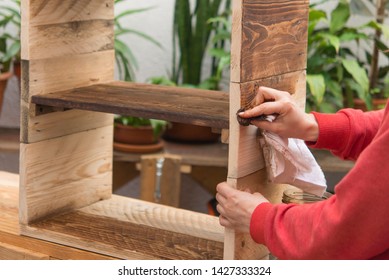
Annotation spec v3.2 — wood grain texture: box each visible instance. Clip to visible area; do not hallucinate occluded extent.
[28,0,114,26]
[31,81,230,129]
[231,0,309,83]
[22,195,224,260]
[0,242,49,260]
[20,50,115,143]
[0,175,115,259]
[19,126,113,224]
[224,170,288,260]
[228,82,265,179]
[140,155,182,207]
[21,0,114,60]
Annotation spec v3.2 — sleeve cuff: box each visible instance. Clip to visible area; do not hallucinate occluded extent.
[250,202,273,244]
[306,111,351,151]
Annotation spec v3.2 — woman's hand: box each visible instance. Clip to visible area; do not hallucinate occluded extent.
[239,86,319,142]
[216,182,269,233]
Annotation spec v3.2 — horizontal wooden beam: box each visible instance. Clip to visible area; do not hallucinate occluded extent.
[21,195,224,260]
[31,81,230,129]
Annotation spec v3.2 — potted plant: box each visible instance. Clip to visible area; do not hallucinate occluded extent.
[306,0,389,113]
[159,0,231,143]
[113,115,167,153]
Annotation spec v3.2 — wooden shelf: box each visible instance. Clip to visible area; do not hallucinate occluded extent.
[31,81,230,129]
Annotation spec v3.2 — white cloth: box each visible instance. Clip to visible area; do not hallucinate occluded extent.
[259,130,327,197]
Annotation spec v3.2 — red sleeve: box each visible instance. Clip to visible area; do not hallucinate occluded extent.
[308,108,384,160]
[250,106,389,259]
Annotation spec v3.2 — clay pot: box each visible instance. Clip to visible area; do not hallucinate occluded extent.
[163,122,220,143]
[114,123,156,145]
[353,98,387,111]
[0,72,12,114]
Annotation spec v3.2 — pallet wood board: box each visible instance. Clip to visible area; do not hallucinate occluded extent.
[19,125,113,224]
[21,195,224,260]
[231,0,309,83]
[20,51,114,143]
[21,0,114,60]
[0,173,115,260]
[31,81,230,129]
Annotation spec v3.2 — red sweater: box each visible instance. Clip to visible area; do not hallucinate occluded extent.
[250,105,389,259]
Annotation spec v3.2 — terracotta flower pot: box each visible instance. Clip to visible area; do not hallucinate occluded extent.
[114,123,156,145]
[0,72,13,114]
[353,98,387,111]
[113,123,164,153]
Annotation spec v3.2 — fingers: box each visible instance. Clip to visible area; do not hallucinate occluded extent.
[239,86,291,119]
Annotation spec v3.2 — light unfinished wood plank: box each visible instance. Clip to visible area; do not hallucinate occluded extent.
[20,50,114,143]
[27,20,113,60]
[228,82,265,179]
[21,195,224,260]
[31,81,230,129]
[28,0,114,26]
[0,177,116,259]
[21,0,114,60]
[0,242,49,260]
[19,126,113,224]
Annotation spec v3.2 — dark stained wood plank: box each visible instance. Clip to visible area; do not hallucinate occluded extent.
[240,0,309,82]
[32,81,230,129]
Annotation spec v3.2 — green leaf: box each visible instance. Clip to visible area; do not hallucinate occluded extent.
[115,7,152,20]
[115,28,162,48]
[330,0,350,33]
[341,59,369,94]
[307,74,326,104]
[320,33,340,53]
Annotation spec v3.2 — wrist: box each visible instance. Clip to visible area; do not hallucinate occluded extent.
[303,113,319,142]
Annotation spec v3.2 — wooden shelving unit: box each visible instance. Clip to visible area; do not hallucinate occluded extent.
[19,0,310,260]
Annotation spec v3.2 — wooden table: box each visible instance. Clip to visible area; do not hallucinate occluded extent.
[0,171,115,260]
[113,140,229,198]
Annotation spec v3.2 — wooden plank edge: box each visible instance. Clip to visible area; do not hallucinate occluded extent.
[20,195,224,260]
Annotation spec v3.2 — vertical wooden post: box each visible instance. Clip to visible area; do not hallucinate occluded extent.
[19,0,115,225]
[226,0,309,259]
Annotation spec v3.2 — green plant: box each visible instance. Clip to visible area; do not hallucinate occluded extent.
[171,0,231,90]
[114,115,167,140]
[306,0,389,112]
[0,0,20,74]
[114,0,162,82]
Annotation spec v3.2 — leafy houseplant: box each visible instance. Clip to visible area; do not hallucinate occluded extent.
[306,0,389,113]
[113,0,166,150]
[0,0,21,78]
